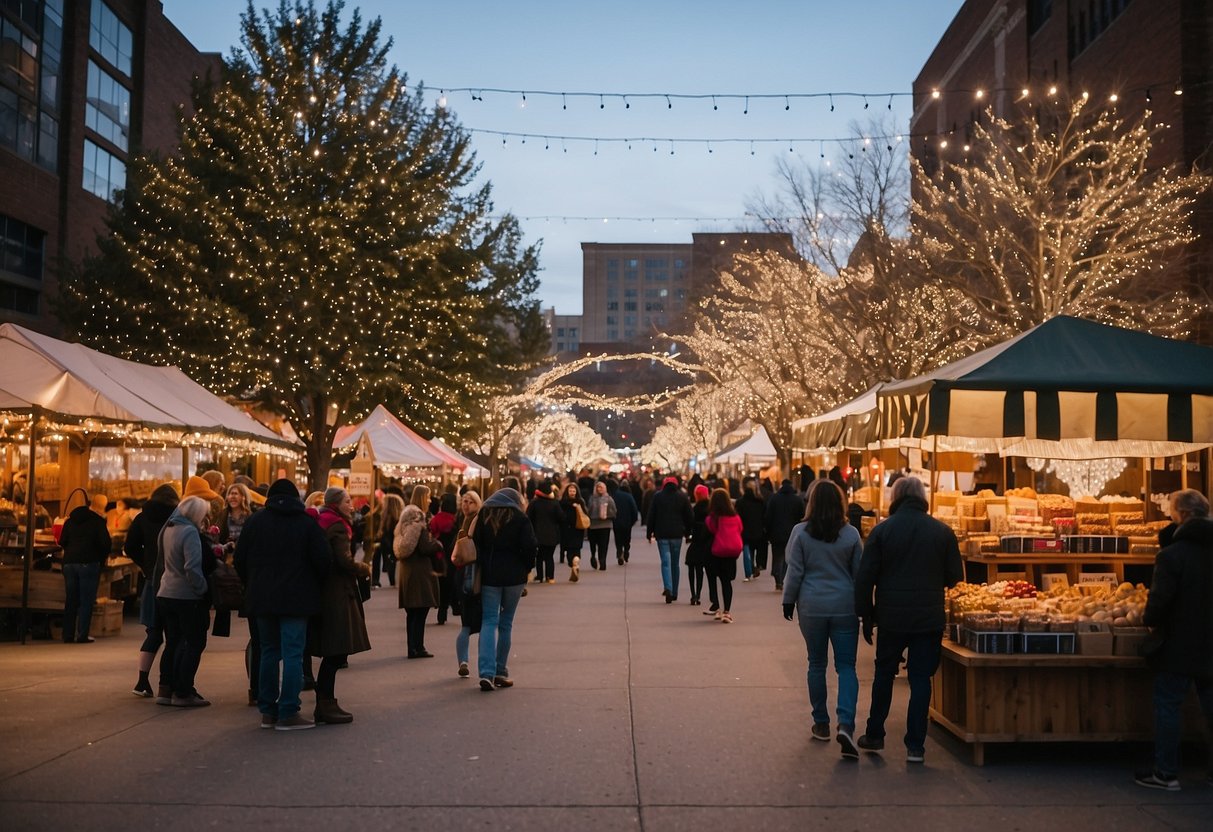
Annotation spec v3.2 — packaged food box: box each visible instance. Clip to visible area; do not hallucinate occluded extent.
[1112,626,1149,656]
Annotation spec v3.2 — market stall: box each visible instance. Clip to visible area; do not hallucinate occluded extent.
[870,316,1213,759]
[713,425,778,474]
[331,404,468,483]
[0,323,300,641]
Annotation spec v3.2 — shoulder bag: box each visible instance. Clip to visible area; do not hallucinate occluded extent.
[574,503,591,530]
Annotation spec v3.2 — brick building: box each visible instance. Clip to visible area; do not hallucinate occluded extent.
[0,0,219,332]
[910,0,1213,337]
[579,232,795,345]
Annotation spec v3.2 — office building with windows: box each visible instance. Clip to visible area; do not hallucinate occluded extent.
[0,0,219,331]
[543,307,583,355]
[580,232,795,345]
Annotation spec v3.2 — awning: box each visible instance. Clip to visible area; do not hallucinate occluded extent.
[333,405,464,471]
[791,385,883,451]
[0,323,296,453]
[878,316,1213,456]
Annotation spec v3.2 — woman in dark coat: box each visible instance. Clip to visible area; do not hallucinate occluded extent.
[396,487,441,658]
[685,485,712,607]
[472,488,537,690]
[558,483,587,582]
[310,488,371,724]
[430,493,459,624]
[736,479,768,580]
[611,480,640,566]
[526,482,562,583]
[124,483,179,698]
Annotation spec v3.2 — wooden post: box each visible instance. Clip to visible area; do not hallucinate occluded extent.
[19,407,38,645]
[181,445,190,492]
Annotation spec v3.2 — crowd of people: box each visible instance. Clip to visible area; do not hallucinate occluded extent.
[51,464,1213,786]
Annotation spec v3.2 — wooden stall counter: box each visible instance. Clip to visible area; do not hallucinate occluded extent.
[929,640,1152,765]
[964,552,1156,585]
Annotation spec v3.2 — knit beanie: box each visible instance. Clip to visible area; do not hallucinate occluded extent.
[324,486,348,506]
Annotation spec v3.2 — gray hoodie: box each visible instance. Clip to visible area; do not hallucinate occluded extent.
[156,509,209,600]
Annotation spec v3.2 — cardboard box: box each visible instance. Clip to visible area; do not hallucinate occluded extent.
[1112,626,1149,657]
[1077,622,1114,655]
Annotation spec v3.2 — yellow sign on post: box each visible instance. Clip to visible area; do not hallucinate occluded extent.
[348,434,375,498]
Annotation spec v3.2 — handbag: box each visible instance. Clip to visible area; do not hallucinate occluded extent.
[574,503,591,530]
[357,573,372,602]
[208,560,245,610]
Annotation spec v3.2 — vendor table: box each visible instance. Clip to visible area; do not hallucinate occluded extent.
[0,556,138,611]
[929,641,1152,765]
[965,552,1156,585]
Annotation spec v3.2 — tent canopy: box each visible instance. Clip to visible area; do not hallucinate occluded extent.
[0,323,295,452]
[791,385,883,451]
[431,437,484,478]
[715,425,777,465]
[333,405,464,471]
[879,316,1213,456]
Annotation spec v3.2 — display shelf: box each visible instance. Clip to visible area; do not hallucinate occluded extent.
[964,552,1156,584]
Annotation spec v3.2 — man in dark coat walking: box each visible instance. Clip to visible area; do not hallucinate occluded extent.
[610,480,639,565]
[646,477,693,603]
[764,480,805,591]
[854,476,962,763]
[235,479,330,730]
[1135,489,1213,791]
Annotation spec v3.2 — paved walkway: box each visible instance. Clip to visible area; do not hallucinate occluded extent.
[1,533,1210,831]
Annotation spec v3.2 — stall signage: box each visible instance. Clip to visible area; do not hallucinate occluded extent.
[1077,573,1118,585]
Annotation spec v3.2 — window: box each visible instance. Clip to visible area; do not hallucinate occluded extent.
[673,258,686,268]
[0,18,37,97]
[0,213,44,315]
[556,327,565,337]
[555,341,565,351]
[624,287,637,298]
[607,328,618,340]
[644,258,667,269]
[568,327,577,337]
[90,0,132,76]
[624,328,635,339]
[1028,0,1052,34]
[624,301,637,312]
[645,301,664,312]
[606,315,617,325]
[86,60,129,150]
[0,85,35,161]
[0,213,44,281]
[606,285,618,299]
[624,315,636,326]
[606,301,618,311]
[83,138,125,201]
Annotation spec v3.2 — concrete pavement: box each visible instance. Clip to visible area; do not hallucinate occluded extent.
[1,531,1210,831]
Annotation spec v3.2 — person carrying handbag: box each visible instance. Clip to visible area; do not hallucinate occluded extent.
[396,487,441,659]
[451,490,483,679]
[558,484,588,582]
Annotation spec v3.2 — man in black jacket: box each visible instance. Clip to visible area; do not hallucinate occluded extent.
[58,494,112,643]
[853,476,962,763]
[1135,489,1213,791]
[764,480,804,591]
[646,477,693,603]
[235,479,330,731]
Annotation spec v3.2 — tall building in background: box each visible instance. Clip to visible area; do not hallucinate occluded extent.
[911,0,1212,338]
[580,232,795,346]
[0,0,220,332]
[543,306,582,355]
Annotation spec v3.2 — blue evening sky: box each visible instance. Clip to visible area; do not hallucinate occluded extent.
[162,1,964,315]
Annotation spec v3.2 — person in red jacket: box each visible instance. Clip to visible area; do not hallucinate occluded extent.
[705,488,744,623]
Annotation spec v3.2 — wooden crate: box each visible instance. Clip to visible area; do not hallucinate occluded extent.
[89,599,123,637]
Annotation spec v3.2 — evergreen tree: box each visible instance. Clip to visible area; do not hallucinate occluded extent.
[57,1,545,489]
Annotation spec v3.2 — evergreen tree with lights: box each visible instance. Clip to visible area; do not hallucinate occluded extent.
[57,1,545,489]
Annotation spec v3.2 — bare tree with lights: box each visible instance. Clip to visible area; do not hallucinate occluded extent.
[523,413,613,475]
[56,1,545,489]
[914,97,1211,343]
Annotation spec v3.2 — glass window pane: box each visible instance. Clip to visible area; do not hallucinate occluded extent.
[37,112,56,171]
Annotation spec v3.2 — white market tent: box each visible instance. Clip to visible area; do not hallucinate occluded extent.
[0,323,294,450]
[332,404,466,475]
[0,323,299,643]
[715,425,778,466]
[431,437,484,478]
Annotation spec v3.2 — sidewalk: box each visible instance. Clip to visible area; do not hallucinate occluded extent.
[0,533,1209,831]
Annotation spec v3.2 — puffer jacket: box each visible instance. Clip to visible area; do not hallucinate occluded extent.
[854,496,963,632]
[1143,517,1213,677]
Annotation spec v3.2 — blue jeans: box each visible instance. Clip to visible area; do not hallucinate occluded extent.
[62,562,101,641]
[865,630,942,752]
[478,585,524,680]
[741,544,754,579]
[799,614,859,729]
[257,616,308,718]
[456,626,473,665]
[1151,671,1213,777]
[656,538,682,598]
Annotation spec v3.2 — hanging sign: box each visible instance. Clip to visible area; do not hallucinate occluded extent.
[348,434,375,497]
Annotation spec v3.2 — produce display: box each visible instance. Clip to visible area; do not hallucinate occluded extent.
[946,584,1145,630]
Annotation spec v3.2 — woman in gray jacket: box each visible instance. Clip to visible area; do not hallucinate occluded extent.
[782,481,864,759]
[155,496,213,708]
[586,480,617,571]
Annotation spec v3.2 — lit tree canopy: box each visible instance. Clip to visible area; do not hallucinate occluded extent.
[914,97,1211,342]
[56,0,545,489]
[523,413,612,475]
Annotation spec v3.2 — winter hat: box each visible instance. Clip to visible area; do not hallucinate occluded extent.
[693,484,710,501]
[324,486,348,506]
[267,478,301,500]
[662,476,679,487]
[182,475,220,502]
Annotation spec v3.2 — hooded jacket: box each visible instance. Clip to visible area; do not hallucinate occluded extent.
[234,479,330,618]
[854,496,963,632]
[647,482,693,540]
[156,508,209,600]
[526,490,563,547]
[473,488,538,587]
[124,485,178,575]
[1143,517,1213,677]
[59,504,111,565]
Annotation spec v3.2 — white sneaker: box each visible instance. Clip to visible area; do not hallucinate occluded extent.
[570,556,580,582]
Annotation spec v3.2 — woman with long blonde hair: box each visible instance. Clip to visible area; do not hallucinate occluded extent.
[453,489,483,678]
[396,484,440,658]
